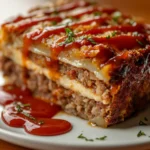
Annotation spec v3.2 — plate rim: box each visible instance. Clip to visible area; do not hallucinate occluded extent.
[0,127,150,149]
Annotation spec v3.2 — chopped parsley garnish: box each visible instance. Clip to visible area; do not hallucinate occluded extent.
[106,31,117,39]
[15,103,31,113]
[94,11,102,16]
[51,21,57,25]
[129,20,136,25]
[14,102,45,125]
[137,130,146,137]
[79,35,87,41]
[132,32,139,36]
[59,28,75,46]
[78,134,108,142]
[16,104,23,113]
[96,136,107,141]
[78,133,85,139]
[78,134,94,142]
[22,104,30,107]
[139,120,147,126]
[65,22,70,27]
[112,31,117,37]
[136,39,144,46]
[106,35,111,39]
[22,112,36,121]
[65,28,74,40]
[112,11,122,22]
[87,37,97,45]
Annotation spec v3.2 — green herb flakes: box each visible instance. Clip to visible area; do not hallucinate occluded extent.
[60,28,75,45]
[106,31,117,39]
[22,112,36,121]
[16,104,22,113]
[96,136,107,141]
[78,134,108,142]
[137,130,146,137]
[87,37,97,45]
[78,134,94,142]
[112,11,122,22]
[129,20,136,25]
[22,104,30,107]
[51,21,57,25]
[132,32,139,36]
[94,11,101,16]
[136,39,144,46]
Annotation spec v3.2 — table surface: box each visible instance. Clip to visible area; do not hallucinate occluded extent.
[0,140,31,150]
[0,0,150,149]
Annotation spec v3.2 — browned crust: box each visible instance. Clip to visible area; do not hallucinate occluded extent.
[106,49,150,124]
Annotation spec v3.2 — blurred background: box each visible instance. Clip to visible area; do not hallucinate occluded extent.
[0,0,150,24]
[96,0,150,23]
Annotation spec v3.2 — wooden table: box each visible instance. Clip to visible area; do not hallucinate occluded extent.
[0,140,31,150]
[1,139,150,150]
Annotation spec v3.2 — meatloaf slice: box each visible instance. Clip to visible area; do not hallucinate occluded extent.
[0,0,150,127]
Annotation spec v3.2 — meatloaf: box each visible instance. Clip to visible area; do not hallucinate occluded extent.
[0,0,150,127]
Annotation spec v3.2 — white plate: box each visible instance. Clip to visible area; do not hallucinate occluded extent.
[1,1,150,149]
[0,74,150,150]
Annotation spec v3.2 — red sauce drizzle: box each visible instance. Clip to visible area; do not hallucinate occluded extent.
[3,1,148,83]
[50,34,145,56]
[2,1,89,26]
[22,17,109,70]
[30,26,66,41]
[6,16,62,32]
[2,16,26,26]
[0,85,72,136]
[91,35,146,49]
[71,17,109,28]
[27,17,109,41]
[25,19,145,43]
[82,24,145,35]
[22,17,147,71]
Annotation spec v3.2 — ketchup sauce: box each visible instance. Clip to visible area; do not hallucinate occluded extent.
[0,85,72,136]
[6,16,62,32]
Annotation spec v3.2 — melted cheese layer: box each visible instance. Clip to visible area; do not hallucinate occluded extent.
[31,47,108,82]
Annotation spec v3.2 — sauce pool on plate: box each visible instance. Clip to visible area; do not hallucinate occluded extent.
[0,85,72,136]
